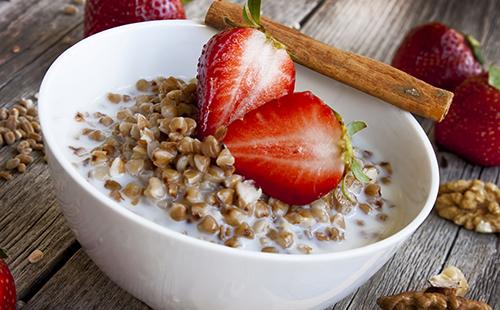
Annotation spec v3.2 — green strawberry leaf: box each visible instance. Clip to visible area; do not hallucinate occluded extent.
[0,248,7,259]
[242,5,258,28]
[465,35,485,65]
[488,66,500,91]
[336,112,369,186]
[242,0,262,28]
[346,121,367,137]
[181,0,192,4]
[247,0,261,26]
[352,160,371,183]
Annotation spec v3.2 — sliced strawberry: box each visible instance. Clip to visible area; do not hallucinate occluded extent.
[196,27,295,137]
[224,91,345,205]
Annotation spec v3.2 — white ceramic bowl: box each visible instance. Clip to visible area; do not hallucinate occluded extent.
[39,20,439,310]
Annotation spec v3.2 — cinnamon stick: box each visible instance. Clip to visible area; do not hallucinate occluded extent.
[204,1,453,122]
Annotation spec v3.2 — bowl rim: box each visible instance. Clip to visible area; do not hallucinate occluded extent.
[39,20,439,262]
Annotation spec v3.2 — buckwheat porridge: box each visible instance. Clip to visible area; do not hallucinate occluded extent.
[68,76,399,254]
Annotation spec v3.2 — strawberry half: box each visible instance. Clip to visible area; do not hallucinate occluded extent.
[224,91,350,205]
[0,248,16,310]
[196,1,295,137]
[435,67,500,166]
[84,0,186,37]
[392,22,484,91]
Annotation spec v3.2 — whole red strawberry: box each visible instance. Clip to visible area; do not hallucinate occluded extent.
[435,67,500,166]
[196,1,295,137]
[84,0,186,37]
[0,249,16,310]
[224,91,367,205]
[392,22,484,91]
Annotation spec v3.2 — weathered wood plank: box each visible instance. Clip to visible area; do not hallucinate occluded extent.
[0,0,83,90]
[302,0,500,65]
[0,25,82,300]
[442,170,499,305]
[444,230,498,304]
[24,250,149,310]
[300,1,499,309]
[487,236,500,306]
[185,0,322,26]
[0,159,77,300]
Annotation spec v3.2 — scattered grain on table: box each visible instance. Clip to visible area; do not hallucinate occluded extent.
[28,249,45,264]
[11,45,21,54]
[63,4,78,15]
[0,96,45,181]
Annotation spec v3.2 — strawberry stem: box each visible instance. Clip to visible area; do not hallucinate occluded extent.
[341,176,356,203]
[0,248,7,259]
[488,66,500,91]
[223,16,240,28]
[351,159,370,183]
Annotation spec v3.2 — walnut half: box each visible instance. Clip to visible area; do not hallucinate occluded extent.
[435,179,499,233]
[377,266,492,310]
[377,287,491,310]
[429,266,469,297]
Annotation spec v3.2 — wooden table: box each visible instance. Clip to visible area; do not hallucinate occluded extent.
[1,0,498,309]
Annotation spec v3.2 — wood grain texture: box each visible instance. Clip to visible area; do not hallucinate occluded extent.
[0,0,83,90]
[24,250,149,310]
[185,0,322,26]
[0,0,497,309]
[0,160,77,300]
[0,25,83,292]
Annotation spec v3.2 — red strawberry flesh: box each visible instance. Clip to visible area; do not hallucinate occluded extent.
[197,27,295,137]
[435,73,500,166]
[84,0,186,37]
[224,91,345,205]
[392,22,483,91]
